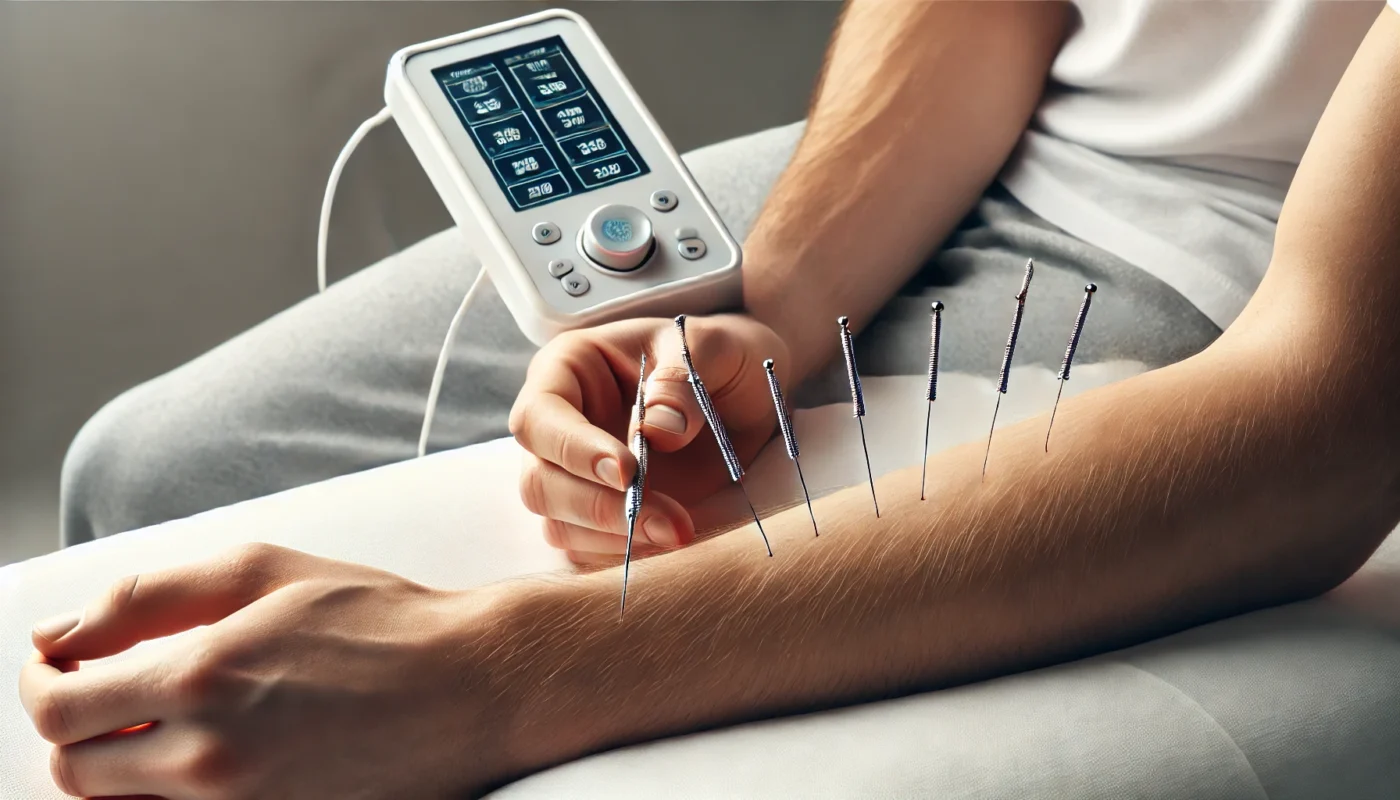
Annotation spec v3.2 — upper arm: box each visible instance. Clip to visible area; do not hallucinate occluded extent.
[1239,6,1400,361]
[1220,5,1400,484]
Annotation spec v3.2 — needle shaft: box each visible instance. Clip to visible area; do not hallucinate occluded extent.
[858,416,879,517]
[921,402,932,501]
[620,515,637,617]
[738,479,773,557]
[795,459,818,536]
[981,393,1002,481]
[1045,380,1066,453]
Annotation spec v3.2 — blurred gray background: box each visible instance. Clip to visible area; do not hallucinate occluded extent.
[0,1,840,565]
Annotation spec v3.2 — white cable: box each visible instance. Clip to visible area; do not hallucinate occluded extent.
[318,106,392,293]
[418,268,491,458]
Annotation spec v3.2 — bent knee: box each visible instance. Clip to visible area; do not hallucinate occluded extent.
[61,382,236,544]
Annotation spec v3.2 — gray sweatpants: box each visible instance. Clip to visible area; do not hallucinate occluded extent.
[61,123,1220,545]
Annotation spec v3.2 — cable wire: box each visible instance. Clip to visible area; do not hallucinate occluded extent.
[418,268,490,458]
[318,107,392,294]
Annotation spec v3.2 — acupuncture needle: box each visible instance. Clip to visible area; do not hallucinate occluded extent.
[839,316,879,517]
[920,301,944,501]
[982,259,1034,480]
[674,315,773,557]
[1045,283,1096,452]
[620,354,649,619]
[763,358,818,536]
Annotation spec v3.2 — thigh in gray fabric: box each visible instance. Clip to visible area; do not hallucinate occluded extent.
[61,121,1223,542]
[59,123,807,543]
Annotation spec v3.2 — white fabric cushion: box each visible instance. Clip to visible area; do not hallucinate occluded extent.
[3,365,1398,798]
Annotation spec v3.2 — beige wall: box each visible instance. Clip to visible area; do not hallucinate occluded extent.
[0,1,839,559]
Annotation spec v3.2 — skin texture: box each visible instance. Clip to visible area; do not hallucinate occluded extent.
[19,2,1400,798]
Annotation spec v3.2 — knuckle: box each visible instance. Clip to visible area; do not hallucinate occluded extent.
[173,644,227,710]
[104,573,142,615]
[223,542,287,587]
[507,399,529,440]
[518,460,548,517]
[555,428,582,469]
[30,689,71,744]
[589,487,618,532]
[182,734,240,790]
[509,394,546,444]
[541,519,566,550]
[49,746,81,797]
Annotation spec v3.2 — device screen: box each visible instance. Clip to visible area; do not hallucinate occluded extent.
[432,36,651,211]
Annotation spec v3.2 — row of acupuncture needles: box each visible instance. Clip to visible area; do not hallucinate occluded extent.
[977,260,1099,478]
[619,281,1097,615]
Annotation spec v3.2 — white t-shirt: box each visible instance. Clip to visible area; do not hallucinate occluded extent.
[999,0,1390,329]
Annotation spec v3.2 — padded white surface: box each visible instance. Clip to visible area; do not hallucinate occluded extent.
[4,365,1399,798]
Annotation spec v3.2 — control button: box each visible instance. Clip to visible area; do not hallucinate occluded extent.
[678,238,707,260]
[580,204,655,272]
[674,226,698,241]
[651,191,679,212]
[532,222,561,245]
[547,259,574,278]
[560,272,591,297]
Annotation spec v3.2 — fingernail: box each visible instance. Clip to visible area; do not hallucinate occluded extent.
[595,457,623,489]
[644,516,681,547]
[34,612,81,643]
[647,404,687,434]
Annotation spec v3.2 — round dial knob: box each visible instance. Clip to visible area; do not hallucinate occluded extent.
[580,204,654,272]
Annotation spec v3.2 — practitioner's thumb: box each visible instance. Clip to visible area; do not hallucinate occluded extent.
[640,349,706,454]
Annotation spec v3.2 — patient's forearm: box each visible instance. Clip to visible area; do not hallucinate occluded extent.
[486,341,1398,775]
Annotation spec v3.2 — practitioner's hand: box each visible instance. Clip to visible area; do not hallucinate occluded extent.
[510,314,789,564]
[19,544,528,799]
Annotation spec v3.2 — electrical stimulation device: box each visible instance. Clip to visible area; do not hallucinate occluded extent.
[384,9,743,345]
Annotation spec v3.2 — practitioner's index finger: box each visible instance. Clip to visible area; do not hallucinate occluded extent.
[512,358,636,491]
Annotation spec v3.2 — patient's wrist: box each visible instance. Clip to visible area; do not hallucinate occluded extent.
[462,574,620,776]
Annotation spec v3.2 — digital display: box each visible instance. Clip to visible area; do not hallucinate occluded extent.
[433,36,651,211]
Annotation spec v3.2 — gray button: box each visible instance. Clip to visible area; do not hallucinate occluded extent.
[547,258,574,278]
[532,222,561,245]
[674,226,698,241]
[561,272,591,296]
[650,190,678,212]
[677,238,707,260]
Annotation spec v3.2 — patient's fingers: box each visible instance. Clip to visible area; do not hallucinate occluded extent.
[48,720,187,799]
[33,542,309,661]
[511,342,636,491]
[20,652,175,746]
[520,456,693,547]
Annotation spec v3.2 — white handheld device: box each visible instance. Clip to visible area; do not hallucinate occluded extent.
[384,9,743,345]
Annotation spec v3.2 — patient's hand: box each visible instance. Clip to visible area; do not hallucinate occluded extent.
[19,543,530,799]
[509,314,787,564]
